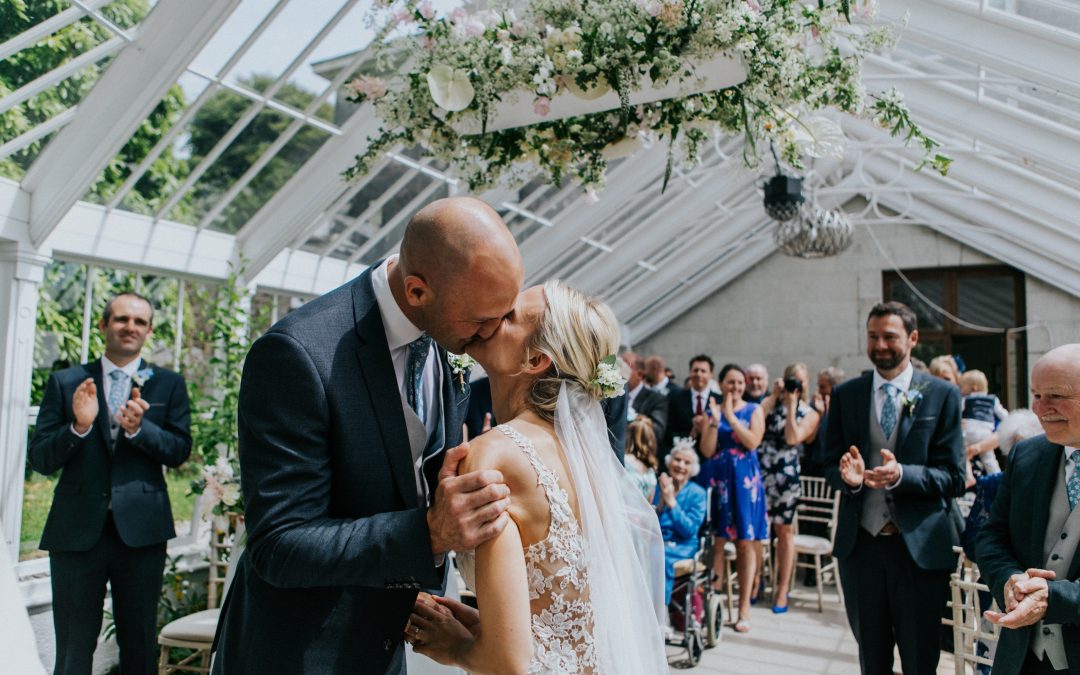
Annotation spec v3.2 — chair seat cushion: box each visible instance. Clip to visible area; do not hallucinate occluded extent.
[673,558,706,577]
[723,541,736,559]
[159,609,220,643]
[793,534,832,555]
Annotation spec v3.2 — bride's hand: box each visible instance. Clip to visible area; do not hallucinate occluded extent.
[432,595,481,638]
[406,596,476,666]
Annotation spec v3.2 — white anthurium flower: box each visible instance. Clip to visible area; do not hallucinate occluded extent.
[427,64,476,112]
[791,116,846,159]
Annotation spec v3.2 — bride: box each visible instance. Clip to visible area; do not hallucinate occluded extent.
[404,280,668,674]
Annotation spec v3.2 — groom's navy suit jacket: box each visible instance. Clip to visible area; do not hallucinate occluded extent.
[976,436,1080,675]
[823,369,965,571]
[212,266,468,675]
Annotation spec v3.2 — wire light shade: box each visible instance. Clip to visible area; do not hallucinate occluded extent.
[774,205,854,258]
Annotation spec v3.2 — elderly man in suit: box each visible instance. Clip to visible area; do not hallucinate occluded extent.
[824,301,965,675]
[623,351,668,442]
[29,292,192,675]
[977,344,1080,675]
[212,197,523,674]
[662,354,722,460]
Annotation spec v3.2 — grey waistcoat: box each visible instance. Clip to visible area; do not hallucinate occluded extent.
[1031,451,1080,670]
[861,404,900,535]
[401,367,446,507]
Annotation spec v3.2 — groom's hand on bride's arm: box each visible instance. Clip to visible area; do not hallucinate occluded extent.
[427,442,511,555]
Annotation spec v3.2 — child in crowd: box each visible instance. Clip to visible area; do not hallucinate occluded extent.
[959,369,1008,475]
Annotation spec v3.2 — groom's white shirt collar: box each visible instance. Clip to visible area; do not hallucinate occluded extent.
[371,255,423,351]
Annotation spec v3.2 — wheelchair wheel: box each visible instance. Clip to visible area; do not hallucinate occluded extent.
[686,627,704,666]
[705,593,723,647]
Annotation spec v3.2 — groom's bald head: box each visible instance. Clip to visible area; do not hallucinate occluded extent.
[397,197,523,352]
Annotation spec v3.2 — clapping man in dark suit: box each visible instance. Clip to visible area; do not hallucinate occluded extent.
[977,344,1080,675]
[212,197,523,674]
[662,354,721,461]
[824,301,965,674]
[623,351,668,441]
[29,293,192,675]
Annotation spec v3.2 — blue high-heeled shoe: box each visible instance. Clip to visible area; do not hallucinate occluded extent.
[771,604,789,614]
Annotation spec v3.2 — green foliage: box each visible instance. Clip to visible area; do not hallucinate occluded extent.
[0,0,191,218]
[185,74,334,232]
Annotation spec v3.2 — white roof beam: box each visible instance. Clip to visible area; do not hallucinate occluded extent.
[236,107,384,278]
[105,0,293,211]
[0,0,111,62]
[153,0,363,222]
[863,56,1080,179]
[888,0,1080,99]
[0,37,125,116]
[21,0,242,246]
[346,179,446,264]
[0,108,77,161]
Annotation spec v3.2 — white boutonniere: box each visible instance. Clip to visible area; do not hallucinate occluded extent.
[590,355,626,399]
[899,385,926,416]
[132,367,154,388]
[447,353,476,392]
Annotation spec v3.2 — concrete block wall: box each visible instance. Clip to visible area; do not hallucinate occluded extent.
[635,219,1080,399]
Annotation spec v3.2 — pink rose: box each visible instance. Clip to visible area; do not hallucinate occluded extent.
[451,7,468,23]
[392,6,413,24]
[344,76,387,101]
[533,96,551,116]
[418,1,434,20]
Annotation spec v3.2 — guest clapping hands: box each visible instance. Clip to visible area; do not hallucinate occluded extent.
[654,443,708,605]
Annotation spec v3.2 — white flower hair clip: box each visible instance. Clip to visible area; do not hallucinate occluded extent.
[590,355,626,399]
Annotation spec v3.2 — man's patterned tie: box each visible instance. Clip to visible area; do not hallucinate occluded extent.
[1067,449,1080,512]
[107,370,129,417]
[406,334,433,423]
[880,383,898,439]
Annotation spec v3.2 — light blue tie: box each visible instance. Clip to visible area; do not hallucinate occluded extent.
[880,383,898,439]
[406,334,433,422]
[1068,450,1080,512]
[107,370,129,417]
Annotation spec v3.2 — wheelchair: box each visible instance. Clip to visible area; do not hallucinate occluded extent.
[666,488,723,667]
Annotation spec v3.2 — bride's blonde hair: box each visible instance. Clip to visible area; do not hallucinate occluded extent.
[525,280,620,422]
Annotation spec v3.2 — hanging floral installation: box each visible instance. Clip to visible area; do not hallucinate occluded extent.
[344,0,950,198]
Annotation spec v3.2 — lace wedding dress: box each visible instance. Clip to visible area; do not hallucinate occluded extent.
[455,424,597,674]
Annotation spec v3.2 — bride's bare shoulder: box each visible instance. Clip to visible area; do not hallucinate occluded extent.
[459,425,534,485]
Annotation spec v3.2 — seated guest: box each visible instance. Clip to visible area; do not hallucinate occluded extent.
[760,362,821,613]
[744,363,770,404]
[654,441,708,605]
[976,344,1080,675]
[626,417,660,503]
[623,351,669,441]
[699,363,767,633]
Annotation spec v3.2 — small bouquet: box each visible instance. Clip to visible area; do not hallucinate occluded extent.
[447,353,477,392]
[190,455,244,519]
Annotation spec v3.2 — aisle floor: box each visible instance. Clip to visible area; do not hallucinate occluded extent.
[666,587,960,674]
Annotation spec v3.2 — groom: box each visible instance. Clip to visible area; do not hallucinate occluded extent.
[212,197,524,674]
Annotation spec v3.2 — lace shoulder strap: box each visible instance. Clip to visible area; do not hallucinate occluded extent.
[494,424,573,525]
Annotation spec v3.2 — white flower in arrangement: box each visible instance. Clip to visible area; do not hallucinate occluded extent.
[789,116,847,159]
[589,355,626,399]
[427,64,475,111]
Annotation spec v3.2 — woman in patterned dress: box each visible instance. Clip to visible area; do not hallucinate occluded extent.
[698,363,766,633]
[758,362,820,613]
[404,281,666,674]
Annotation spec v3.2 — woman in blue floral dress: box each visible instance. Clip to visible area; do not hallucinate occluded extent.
[699,363,766,633]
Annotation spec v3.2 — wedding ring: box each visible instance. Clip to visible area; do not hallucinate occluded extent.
[413,625,422,637]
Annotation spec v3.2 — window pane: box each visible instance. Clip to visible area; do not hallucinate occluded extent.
[958,275,1015,329]
[888,277,945,331]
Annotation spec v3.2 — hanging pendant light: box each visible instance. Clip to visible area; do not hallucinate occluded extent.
[774,203,854,258]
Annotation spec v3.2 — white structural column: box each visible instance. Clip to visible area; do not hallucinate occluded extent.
[0,242,51,559]
[21,0,242,246]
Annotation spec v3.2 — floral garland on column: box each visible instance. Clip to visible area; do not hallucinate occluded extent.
[345,0,950,197]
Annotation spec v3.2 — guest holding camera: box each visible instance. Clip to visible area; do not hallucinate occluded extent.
[760,363,821,613]
[699,363,766,633]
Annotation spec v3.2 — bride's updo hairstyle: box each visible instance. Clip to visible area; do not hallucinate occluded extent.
[525,279,620,422]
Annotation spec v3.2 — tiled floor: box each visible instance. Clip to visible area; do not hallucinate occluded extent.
[666,587,961,674]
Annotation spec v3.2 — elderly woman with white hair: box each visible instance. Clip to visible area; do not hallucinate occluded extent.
[654,438,709,605]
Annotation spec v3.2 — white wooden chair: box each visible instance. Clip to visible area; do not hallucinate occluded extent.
[942,547,1000,675]
[721,537,773,620]
[791,476,842,612]
[157,517,244,674]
